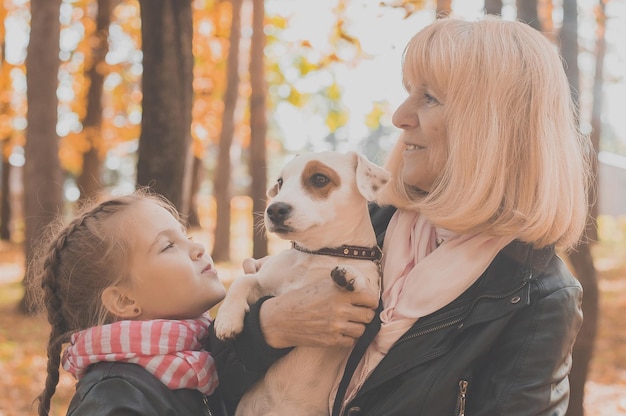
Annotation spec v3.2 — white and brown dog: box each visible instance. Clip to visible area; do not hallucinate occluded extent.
[214,151,389,416]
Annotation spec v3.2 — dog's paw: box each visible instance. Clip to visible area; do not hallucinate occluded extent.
[213,307,247,340]
[213,318,244,341]
[331,266,355,291]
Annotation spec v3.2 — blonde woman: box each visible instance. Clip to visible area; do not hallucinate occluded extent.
[214,17,591,416]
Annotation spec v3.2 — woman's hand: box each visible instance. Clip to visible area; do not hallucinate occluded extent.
[258,277,378,349]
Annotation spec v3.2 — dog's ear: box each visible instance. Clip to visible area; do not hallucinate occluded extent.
[353,152,390,201]
[267,182,279,198]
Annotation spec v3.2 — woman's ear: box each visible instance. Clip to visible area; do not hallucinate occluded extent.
[101,286,142,319]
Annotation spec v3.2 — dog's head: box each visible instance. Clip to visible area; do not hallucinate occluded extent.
[264,151,390,243]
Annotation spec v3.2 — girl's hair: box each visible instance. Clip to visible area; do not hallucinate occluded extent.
[379,17,593,250]
[33,189,182,415]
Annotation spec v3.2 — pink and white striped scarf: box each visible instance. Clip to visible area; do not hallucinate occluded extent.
[62,313,219,394]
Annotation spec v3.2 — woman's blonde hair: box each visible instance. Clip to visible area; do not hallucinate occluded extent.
[379,17,592,250]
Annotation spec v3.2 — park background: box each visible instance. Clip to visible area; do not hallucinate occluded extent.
[0,0,625,415]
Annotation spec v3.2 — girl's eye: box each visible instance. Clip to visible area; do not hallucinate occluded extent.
[161,241,175,252]
[311,174,330,188]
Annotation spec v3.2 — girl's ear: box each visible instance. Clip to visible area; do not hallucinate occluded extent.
[101,286,142,319]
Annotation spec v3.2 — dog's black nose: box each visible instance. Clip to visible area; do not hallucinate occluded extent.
[266,202,292,224]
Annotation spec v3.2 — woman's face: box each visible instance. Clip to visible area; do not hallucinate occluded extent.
[392,73,448,193]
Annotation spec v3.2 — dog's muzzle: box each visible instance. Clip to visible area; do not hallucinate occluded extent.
[266,202,292,230]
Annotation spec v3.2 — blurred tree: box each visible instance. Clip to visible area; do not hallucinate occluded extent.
[136,0,194,212]
[21,0,64,314]
[76,0,117,203]
[0,8,11,241]
[186,155,204,227]
[484,0,502,15]
[249,0,268,259]
[436,0,451,17]
[0,139,9,241]
[212,0,243,263]
[0,2,25,243]
[561,1,600,414]
[517,0,540,30]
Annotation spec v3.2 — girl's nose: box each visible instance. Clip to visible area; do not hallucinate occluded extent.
[392,98,418,129]
[191,240,205,259]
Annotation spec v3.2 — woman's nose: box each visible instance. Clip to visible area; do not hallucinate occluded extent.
[392,98,418,129]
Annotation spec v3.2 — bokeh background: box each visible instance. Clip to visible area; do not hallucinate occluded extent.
[0,0,625,415]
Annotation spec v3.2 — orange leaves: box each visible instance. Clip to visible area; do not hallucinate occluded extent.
[191,0,230,156]
[379,0,427,19]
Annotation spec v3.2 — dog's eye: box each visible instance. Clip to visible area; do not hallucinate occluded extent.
[277,178,283,189]
[310,174,330,188]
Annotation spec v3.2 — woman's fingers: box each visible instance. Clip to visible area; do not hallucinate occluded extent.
[259,278,378,349]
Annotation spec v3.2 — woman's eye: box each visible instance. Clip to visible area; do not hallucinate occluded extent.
[424,92,440,105]
[311,174,330,188]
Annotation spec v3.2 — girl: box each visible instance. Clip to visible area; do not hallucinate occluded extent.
[34,190,227,415]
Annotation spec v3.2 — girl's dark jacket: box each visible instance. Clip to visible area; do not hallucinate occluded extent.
[66,362,228,416]
[211,205,583,416]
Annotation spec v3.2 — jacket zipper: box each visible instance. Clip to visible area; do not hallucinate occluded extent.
[455,380,468,416]
[395,278,531,346]
[203,395,213,416]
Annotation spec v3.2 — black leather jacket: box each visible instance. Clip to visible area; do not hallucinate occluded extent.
[66,362,228,416]
[213,205,583,416]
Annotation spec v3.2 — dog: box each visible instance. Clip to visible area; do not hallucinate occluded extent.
[214,151,390,416]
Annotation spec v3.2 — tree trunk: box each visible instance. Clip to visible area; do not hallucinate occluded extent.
[0,142,10,241]
[136,0,194,211]
[21,0,64,314]
[187,155,203,228]
[1,37,12,241]
[567,246,599,416]
[249,0,268,259]
[436,0,451,17]
[517,0,540,30]
[484,0,503,15]
[212,0,243,262]
[561,1,600,415]
[77,0,116,204]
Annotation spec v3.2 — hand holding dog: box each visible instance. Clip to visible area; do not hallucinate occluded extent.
[258,277,378,349]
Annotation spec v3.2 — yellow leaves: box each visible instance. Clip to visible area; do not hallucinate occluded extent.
[266,15,288,31]
[325,82,349,132]
[325,81,342,101]
[325,109,348,133]
[297,56,317,76]
[365,102,387,130]
[286,86,305,107]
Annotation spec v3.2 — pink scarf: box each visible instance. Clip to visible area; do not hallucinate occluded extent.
[62,313,219,395]
[335,210,513,412]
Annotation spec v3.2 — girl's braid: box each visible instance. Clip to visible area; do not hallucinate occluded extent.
[36,198,130,416]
